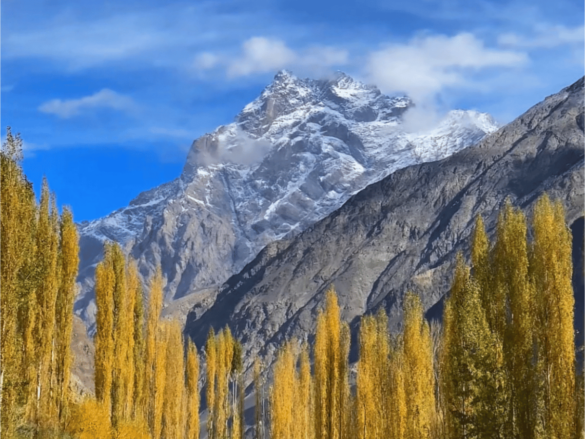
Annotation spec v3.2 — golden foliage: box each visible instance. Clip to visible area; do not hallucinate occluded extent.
[3,136,579,439]
[67,399,112,439]
[145,268,164,433]
[271,342,297,439]
[161,321,186,439]
[1,130,79,436]
[531,195,576,438]
[403,292,435,439]
[186,341,200,439]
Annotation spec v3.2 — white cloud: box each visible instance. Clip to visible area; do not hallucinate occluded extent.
[2,5,288,71]
[38,89,135,118]
[200,126,272,165]
[194,52,220,70]
[366,33,528,104]
[196,36,349,78]
[227,37,297,77]
[498,25,584,49]
[149,127,195,139]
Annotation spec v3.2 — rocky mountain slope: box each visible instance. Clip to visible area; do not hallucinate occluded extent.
[75,70,498,329]
[185,77,584,371]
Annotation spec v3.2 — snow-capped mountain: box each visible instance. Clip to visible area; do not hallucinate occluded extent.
[75,70,498,328]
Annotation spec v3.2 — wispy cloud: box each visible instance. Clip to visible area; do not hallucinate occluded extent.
[366,33,528,103]
[149,127,196,139]
[498,24,584,49]
[38,89,135,118]
[195,36,349,78]
[2,4,287,72]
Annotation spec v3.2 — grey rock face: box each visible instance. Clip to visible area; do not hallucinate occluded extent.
[75,70,498,329]
[185,77,584,374]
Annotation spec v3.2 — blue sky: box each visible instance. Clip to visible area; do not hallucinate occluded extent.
[2,0,583,221]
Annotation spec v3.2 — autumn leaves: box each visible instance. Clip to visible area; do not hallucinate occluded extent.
[266,197,580,439]
[1,129,79,437]
[1,129,581,438]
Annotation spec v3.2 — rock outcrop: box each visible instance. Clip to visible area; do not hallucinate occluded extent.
[185,77,584,372]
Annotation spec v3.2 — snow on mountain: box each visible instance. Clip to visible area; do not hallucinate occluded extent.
[75,70,498,329]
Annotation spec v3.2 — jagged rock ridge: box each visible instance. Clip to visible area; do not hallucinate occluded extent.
[185,77,584,375]
[76,70,498,328]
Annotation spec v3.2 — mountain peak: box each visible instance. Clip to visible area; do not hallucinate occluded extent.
[273,69,296,82]
[76,68,502,329]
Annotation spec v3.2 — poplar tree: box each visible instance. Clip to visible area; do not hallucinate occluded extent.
[231,340,244,439]
[374,310,390,439]
[67,399,113,439]
[254,356,264,439]
[162,320,185,439]
[314,310,328,439]
[153,324,168,439]
[1,128,36,436]
[215,328,234,439]
[493,202,534,438]
[145,268,164,432]
[132,264,146,420]
[94,243,116,416]
[443,256,504,439]
[339,323,351,439]
[19,185,38,425]
[206,328,218,439]
[34,185,60,426]
[298,346,313,439]
[54,207,79,425]
[531,195,575,438]
[271,341,296,439]
[122,259,140,419]
[402,292,435,439]
[356,314,379,439]
[471,216,491,318]
[355,308,392,439]
[387,338,407,439]
[111,243,129,428]
[325,289,342,439]
[314,286,347,439]
[186,340,200,439]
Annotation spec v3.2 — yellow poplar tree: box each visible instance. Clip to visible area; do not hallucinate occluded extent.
[206,329,217,439]
[132,264,146,420]
[387,337,407,439]
[471,216,491,319]
[214,328,234,439]
[254,356,264,439]
[271,341,296,439]
[34,185,60,425]
[493,202,534,437]
[67,398,113,439]
[162,320,186,439]
[314,286,347,439]
[298,346,313,439]
[0,128,37,437]
[54,207,79,425]
[402,292,435,439]
[145,267,164,432]
[186,340,200,439]
[111,243,129,428]
[94,243,116,417]
[122,259,140,419]
[443,255,504,439]
[231,340,244,439]
[153,324,168,439]
[531,195,575,438]
[314,310,328,439]
[356,314,379,439]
